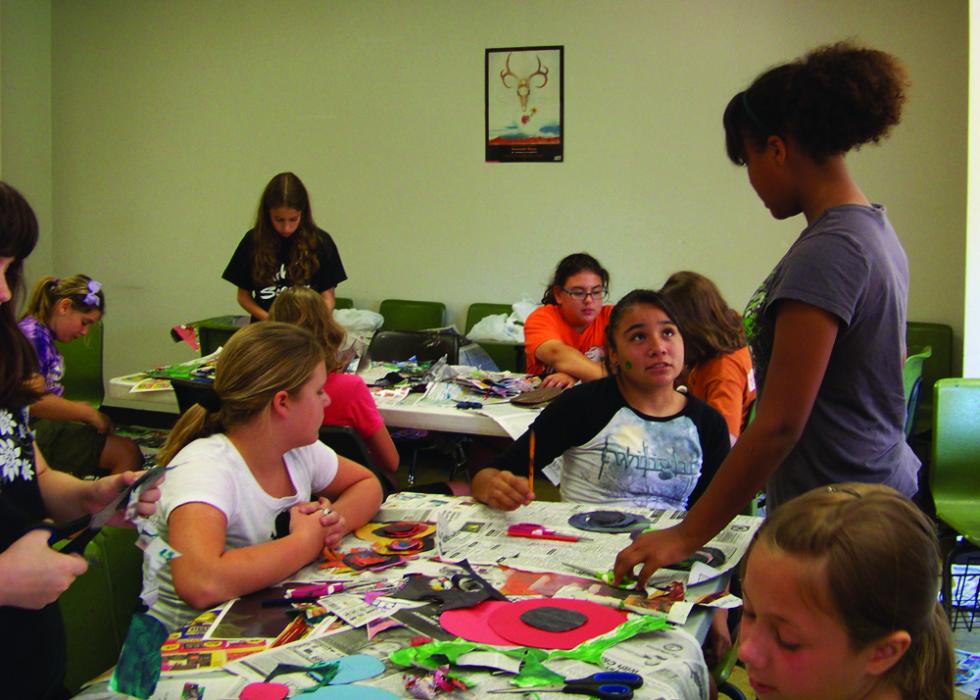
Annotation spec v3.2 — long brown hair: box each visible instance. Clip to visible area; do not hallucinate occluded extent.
[157,322,324,466]
[746,484,954,700]
[251,172,321,286]
[268,286,347,372]
[0,182,41,408]
[660,271,744,367]
[23,274,106,324]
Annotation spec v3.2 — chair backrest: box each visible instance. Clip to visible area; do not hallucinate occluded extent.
[367,329,460,364]
[906,321,953,433]
[318,425,397,497]
[55,321,104,407]
[464,302,524,372]
[170,377,218,414]
[197,315,249,356]
[334,297,354,310]
[378,298,446,332]
[931,378,980,506]
[902,345,932,438]
[465,302,512,333]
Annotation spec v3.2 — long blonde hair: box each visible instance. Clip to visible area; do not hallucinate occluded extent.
[23,274,105,323]
[747,484,954,699]
[268,286,346,372]
[157,322,324,465]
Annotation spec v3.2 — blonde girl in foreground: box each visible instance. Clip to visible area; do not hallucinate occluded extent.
[143,322,382,631]
[739,483,953,699]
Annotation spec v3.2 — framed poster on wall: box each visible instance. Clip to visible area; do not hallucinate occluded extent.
[485,45,563,163]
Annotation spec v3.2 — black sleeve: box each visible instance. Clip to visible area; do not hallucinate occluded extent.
[312,229,348,291]
[687,397,731,508]
[469,378,623,479]
[222,230,257,289]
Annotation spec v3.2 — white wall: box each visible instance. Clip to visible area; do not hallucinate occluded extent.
[8,0,964,381]
[966,0,979,378]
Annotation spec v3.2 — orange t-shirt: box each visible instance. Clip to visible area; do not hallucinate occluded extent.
[523,304,614,376]
[686,346,757,438]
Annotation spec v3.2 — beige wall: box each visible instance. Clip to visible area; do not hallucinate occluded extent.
[4,0,970,381]
[1,0,53,279]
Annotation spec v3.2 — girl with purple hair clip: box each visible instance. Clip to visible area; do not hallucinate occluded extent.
[19,274,143,476]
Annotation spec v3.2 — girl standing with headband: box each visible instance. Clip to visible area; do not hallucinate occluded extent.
[617,41,920,586]
[19,274,143,477]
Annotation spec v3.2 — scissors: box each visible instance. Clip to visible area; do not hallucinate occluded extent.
[488,672,643,699]
[33,465,168,555]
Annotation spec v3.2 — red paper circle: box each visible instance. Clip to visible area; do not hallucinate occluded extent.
[486,598,627,650]
[439,600,514,645]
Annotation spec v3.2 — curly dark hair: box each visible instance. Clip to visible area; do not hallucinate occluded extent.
[724,40,909,164]
[660,271,744,367]
[251,172,321,287]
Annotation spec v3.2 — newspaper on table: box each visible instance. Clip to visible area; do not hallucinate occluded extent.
[431,498,762,584]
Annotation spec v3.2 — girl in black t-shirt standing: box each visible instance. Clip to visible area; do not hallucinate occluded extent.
[222,172,347,320]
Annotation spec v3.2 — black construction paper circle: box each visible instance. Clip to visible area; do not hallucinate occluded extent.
[519,606,587,632]
[568,510,651,533]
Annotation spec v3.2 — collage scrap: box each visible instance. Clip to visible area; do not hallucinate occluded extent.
[77,492,762,700]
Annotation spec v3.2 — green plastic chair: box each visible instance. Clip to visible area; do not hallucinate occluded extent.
[378,298,445,332]
[59,527,143,693]
[902,345,932,438]
[906,321,953,434]
[930,378,980,623]
[464,302,525,373]
[55,321,104,408]
[334,296,354,310]
[195,314,249,356]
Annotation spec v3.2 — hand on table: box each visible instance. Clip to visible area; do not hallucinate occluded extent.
[613,524,699,588]
[315,497,348,549]
[472,468,534,511]
[0,529,88,609]
[540,372,576,389]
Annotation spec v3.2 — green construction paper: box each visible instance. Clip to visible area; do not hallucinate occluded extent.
[550,615,670,665]
[109,613,169,699]
[390,616,670,691]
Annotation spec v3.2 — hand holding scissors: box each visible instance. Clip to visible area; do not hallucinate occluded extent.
[489,671,643,699]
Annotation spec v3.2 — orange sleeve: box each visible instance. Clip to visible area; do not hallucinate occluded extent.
[524,305,567,375]
[688,348,756,438]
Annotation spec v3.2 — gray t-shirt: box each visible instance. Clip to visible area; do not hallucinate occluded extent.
[743,204,920,508]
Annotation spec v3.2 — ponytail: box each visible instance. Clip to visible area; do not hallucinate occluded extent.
[156,321,323,466]
[22,273,105,323]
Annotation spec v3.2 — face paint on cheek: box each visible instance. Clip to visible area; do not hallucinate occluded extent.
[624,361,632,370]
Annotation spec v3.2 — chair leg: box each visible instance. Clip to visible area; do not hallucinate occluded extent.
[942,542,956,625]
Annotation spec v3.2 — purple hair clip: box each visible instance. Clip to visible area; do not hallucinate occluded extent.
[83,279,102,307]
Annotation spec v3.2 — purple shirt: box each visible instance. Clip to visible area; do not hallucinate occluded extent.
[18,316,65,397]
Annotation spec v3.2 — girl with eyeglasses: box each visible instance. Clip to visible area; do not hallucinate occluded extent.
[523,252,614,389]
[19,274,143,477]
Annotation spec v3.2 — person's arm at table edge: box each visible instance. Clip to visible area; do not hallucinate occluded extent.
[535,339,606,382]
[614,301,839,584]
[320,287,336,313]
[236,288,268,320]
